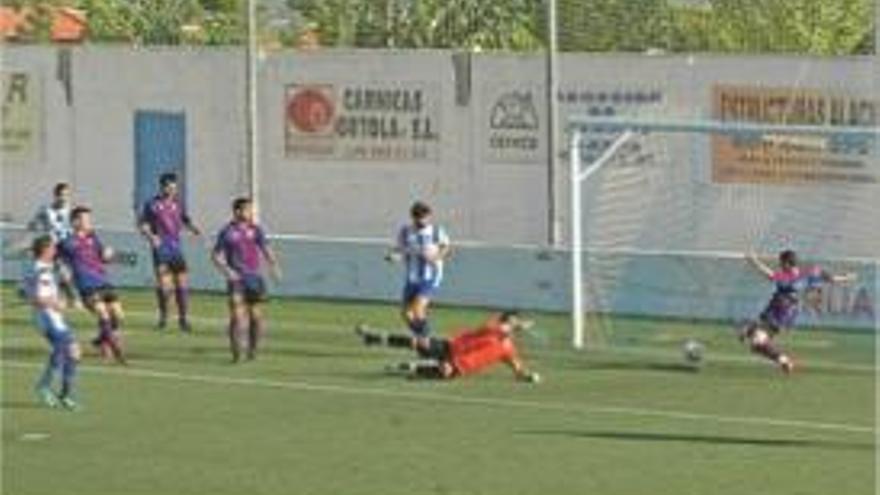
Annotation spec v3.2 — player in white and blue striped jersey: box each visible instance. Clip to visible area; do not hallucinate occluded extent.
[386,201,451,344]
[25,183,80,307]
[23,235,82,410]
[29,183,73,243]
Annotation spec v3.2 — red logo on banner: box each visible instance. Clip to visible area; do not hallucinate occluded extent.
[287,87,335,134]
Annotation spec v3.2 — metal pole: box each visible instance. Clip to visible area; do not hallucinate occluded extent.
[871,0,880,493]
[570,130,633,350]
[245,0,259,217]
[570,131,583,349]
[545,0,561,246]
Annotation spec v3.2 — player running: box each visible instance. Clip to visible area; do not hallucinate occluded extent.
[386,201,451,350]
[355,311,541,382]
[739,249,855,373]
[58,206,127,364]
[138,173,201,332]
[24,236,82,410]
[212,197,281,362]
[23,182,79,307]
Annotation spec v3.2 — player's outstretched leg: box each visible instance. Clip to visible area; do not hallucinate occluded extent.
[385,360,450,380]
[743,323,794,373]
[355,324,414,348]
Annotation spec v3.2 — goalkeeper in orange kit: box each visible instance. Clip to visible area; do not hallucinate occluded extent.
[355,311,540,383]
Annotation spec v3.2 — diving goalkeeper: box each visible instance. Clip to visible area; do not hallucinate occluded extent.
[355,311,540,383]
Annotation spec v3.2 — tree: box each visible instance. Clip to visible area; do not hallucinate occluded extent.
[290,0,543,50]
[672,0,873,55]
[555,0,673,52]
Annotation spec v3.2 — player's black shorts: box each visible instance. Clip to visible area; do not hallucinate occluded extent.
[759,294,799,334]
[228,274,267,305]
[78,283,119,305]
[153,247,188,274]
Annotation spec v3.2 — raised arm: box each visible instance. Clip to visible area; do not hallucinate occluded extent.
[828,271,858,284]
[746,250,775,280]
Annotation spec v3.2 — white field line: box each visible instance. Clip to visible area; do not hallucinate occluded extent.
[2,309,876,374]
[2,360,874,436]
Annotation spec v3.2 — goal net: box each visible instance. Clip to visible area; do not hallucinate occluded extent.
[568,116,880,350]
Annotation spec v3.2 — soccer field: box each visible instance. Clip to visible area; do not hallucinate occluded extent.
[1,284,875,495]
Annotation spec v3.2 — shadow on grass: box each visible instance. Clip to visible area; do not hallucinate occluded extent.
[557,355,874,378]
[567,359,702,374]
[517,429,875,451]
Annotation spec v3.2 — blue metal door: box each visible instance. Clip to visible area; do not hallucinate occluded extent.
[134,111,187,215]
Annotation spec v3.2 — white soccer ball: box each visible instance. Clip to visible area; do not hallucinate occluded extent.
[682,339,704,365]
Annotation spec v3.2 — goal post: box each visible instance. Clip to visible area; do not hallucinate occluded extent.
[568,116,880,350]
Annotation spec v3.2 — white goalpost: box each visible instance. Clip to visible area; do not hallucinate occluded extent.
[568,116,880,350]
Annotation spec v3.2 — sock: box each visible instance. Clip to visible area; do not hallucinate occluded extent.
[106,332,126,364]
[97,318,113,343]
[387,334,414,348]
[358,329,384,346]
[156,288,171,324]
[229,318,243,361]
[37,351,60,390]
[414,362,444,379]
[752,341,782,362]
[174,286,189,324]
[60,352,77,398]
[247,317,263,355]
[110,313,121,331]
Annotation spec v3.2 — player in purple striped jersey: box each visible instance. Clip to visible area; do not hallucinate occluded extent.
[138,173,201,332]
[386,201,451,352]
[58,206,126,364]
[212,197,281,362]
[739,249,855,373]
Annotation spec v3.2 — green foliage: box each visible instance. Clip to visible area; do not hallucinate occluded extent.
[555,0,673,52]
[702,0,873,55]
[291,0,543,50]
[2,0,875,54]
[79,0,137,42]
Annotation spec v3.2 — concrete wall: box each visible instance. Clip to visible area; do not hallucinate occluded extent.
[1,47,878,257]
[2,46,247,233]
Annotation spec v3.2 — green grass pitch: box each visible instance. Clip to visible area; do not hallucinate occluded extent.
[1,285,875,495]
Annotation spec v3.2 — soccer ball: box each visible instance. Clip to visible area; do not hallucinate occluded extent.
[682,339,704,365]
